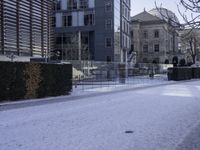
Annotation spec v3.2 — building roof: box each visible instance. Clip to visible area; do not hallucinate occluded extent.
[149,8,179,26]
[131,8,180,27]
[131,10,161,22]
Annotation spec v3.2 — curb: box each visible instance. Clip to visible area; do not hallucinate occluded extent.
[0,80,197,111]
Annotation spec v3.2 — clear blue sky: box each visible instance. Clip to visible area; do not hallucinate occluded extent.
[131,0,187,23]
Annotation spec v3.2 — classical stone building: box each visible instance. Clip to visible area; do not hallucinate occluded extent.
[130,8,181,64]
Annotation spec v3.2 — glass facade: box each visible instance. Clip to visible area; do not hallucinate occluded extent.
[54,32,93,60]
[0,0,53,57]
[56,0,94,11]
[114,0,121,62]
[54,0,131,62]
[121,0,131,62]
[0,0,3,54]
[54,0,95,61]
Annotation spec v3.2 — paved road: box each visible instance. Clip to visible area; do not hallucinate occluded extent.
[0,81,200,150]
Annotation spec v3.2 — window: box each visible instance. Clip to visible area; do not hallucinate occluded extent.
[106,19,112,29]
[143,58,148,63]
[56,37,62,44]
[122,4,124,15]
[123,21,126,32]
[106,56,112,62]
[62,16,67,27]
[84,14,94,26]
[62,16,72,27]
[143,31,148,39]
[80,0,88,9]
[130,30,133,38]
[67,16,72,26]
[56,0,61,10]
[154,44,159,52]
[52,17,56,27]
[63,36,71,44]
[143,44,148,53]
[126,23,129,33]
[105,2,112,12]
[68,0,78,10]
[106,38,112,48]
[153,58,159,64]
[131,44,134,52]
[154,30,159,38]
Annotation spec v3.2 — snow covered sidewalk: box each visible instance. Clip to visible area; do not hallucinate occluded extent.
[0,75,175,111]
[1,80,200,150]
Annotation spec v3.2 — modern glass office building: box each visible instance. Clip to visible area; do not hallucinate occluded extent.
[54,0,131,62]
[0,0,54,58]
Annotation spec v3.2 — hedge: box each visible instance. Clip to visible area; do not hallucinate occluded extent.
[168,67,200,81]
[0,62,72,102]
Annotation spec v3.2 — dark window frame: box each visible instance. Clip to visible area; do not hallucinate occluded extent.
[105,37,112,48]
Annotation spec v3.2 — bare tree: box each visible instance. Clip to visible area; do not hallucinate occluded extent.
[155,0,200,64]
[179,0,200,29]
[155,0,200,29]
[180,29,200,64]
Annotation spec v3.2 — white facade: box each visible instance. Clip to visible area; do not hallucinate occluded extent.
[88,0,95,8]
[56,13,62,27]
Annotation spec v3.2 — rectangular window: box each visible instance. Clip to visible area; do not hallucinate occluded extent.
[130,30,134,38]
[62,16,67,27]
[143,31,148,39]
[105,38,112,48]
[123,21,126,32]
[68,0,78,10]
[143,58,148,63]
[52,17,56,27]
[106,19,112,29]
[84,14,94,26]
[106,56,112,62]
[154,30,159,38]
[122,4,124,15]
[80,0,88,9]
[105,2,112,12]
[67,16,72,26]
[57,0,61,10]
[154,44,160,52]
[131,44,134,52]
[143,44,148,53]
[56,36,62,44]
[63,16,72,27]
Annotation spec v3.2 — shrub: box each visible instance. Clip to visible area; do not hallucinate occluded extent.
[179,59,186,66]
[168,67,200,81]
[0,62,72,102]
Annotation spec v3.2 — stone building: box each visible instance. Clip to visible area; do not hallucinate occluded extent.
[130,8,181,64]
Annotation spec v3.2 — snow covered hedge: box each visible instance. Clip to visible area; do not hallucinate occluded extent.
[0,62,72,101]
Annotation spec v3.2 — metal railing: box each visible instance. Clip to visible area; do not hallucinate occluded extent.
[65,60,173,93]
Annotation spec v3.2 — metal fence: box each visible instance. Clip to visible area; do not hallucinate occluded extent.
[62,60,173,92]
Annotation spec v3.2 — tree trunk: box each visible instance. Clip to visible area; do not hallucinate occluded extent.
[192,54,196,64]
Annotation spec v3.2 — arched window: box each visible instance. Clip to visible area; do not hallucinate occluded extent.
[165,59,169,64]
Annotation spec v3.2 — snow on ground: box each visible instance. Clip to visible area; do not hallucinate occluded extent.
[1,80,200,150]
[71,75,174,96]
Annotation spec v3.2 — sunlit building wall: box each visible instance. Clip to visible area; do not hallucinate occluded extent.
[0,0,54,58]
